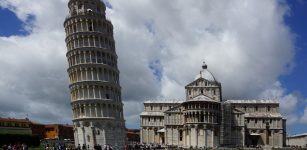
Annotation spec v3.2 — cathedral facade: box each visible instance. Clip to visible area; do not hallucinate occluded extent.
[140,63,286,148]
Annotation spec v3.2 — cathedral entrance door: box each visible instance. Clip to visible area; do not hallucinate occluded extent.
[159,133,165,144]
[246,133,263,147]
[249,134,261,146]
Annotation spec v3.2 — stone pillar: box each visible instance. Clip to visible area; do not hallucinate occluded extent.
[93,36,96,47]
[86,19,89,31]
[95,104,98,117]
[75,127,79,145]
[189,126,191,147]
[91,19,94,31]
[89,104,92,117]
[100,104,104,117]
[195,126,198,147]
[98,37,101,48]
[147,128,149,144]
[204,126,207,148]
[80,19,83,31]
[84,104,87,117]
[85,68,88,80]
[242,127,245,147]
[91,126,96,146]
[91,68,94,81]
[211,129,214,147]
[82,126,86,145]
[140,128,143,143]
[79,104,82,117]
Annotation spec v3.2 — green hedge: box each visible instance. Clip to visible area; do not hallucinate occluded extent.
[0,134,40,147]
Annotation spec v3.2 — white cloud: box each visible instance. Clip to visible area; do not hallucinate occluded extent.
[0,0,305,128]
[259,82,298,114]
[259,81,307,126]
[300,107,307,124]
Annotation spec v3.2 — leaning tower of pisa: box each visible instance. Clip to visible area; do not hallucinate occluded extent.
[64,0,125,148]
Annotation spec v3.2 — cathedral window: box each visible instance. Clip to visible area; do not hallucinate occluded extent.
[244,106,247,111]
[213,89,216,95]
[255,106,258,111]
[81,107,84,114]
[97,53,102,63]
[179,130,183,141]
[151,106,153,111]
[73,25,77,32]
[255,119,258,124]
[189,90,191,95]
[201,89,203,94]
[78,4,83,9]
[87,135,91,142]
[89,24,93,31]
[267,106,271,112]
[97,130,100,135]
[86,52,91,62]
[160,106,162,110]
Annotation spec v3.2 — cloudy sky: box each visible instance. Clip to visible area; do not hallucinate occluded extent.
[0,0,306,134]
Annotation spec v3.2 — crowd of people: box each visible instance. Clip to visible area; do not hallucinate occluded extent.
[125,143,164,150]
[1,143,28,150]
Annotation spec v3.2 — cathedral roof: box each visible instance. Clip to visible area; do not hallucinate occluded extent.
[244,113,283,118]
[140,112,164,116]
[288,133,307,138]
[185,95,220,103]
[225,100,279,104]
[144,100,184,104]
[195,62,217,82]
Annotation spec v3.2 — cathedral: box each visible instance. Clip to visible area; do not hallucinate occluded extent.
[140,63,286,148]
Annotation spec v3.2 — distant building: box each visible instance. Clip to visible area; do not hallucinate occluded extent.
[31,122,46,139]
[140,63,286,148]
[45,124,74,140]
[0,117,32,135]
[126,129,140,144]
[0,117,73,140]
[287,133,307,147]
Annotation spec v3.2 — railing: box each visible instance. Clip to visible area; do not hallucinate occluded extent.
[142,122,164,126]
[66,9,104,20]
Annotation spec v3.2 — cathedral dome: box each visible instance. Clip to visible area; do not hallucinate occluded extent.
[195,62,217,82]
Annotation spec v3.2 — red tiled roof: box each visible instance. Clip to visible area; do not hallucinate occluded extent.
[127,132,140,135]
[0,117,30,123]
[0,117,73,127]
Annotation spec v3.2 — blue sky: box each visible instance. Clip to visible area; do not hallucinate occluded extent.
[281,0,307,97]
[0,0,306,134]
[0,8,26,36]
[279,0,307,134]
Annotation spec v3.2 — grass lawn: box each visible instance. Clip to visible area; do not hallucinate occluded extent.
[28,147,44,150]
